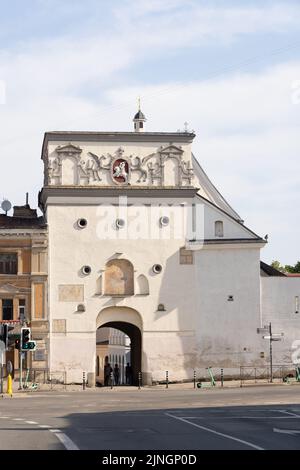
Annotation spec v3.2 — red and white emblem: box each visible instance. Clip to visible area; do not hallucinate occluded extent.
[112,158,130,185]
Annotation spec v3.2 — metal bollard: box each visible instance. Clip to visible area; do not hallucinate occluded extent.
[110,371,113,390]
[166,371,169,389]
[138,372,142,390]
[221,368,224,388]
[83,371,86,390]
[193,370,196,389]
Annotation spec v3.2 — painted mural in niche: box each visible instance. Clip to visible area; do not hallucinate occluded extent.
[48,144,194,187]
[104,259,134,296]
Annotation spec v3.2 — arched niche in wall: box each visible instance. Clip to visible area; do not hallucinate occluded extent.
[136,274,149,295]
[104,259,134,296]
[96,274,103,295]
[61,156,78,185]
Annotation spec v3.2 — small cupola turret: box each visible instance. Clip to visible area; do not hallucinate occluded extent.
[133,101,146,132]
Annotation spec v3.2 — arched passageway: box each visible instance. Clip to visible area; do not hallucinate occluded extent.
[96,321,142,386]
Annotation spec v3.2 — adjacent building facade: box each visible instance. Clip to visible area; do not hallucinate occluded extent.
[0,204,48,371]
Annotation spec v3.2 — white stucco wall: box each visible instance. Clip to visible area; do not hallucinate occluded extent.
[43,133,267,384]
[261,277,300,364]
[193,246,264,370]
[47,201,198,383]
[46,197,265,383]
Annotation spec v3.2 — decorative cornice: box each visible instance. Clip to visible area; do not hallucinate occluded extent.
[40,186,198,205]
[42,131,195,159]
[186,238,266,250]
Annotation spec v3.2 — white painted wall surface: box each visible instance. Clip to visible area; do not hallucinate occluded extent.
[194,246,264,370]
[261,277,300,364]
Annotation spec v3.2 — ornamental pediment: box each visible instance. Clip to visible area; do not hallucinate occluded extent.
[56,143,82,154]
[0,283,30,294]
[159,144,184,155]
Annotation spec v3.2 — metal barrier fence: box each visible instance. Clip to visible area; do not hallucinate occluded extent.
[240,364,295,387]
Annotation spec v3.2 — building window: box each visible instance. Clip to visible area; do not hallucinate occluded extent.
[19,299,26,321]
[2,299,13,321]
[139,122,143,129]
[179,247,194,265]
[0,253,17,275]
[215,220,224,237]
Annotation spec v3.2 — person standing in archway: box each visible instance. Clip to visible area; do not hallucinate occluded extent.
[125,363,133,385]
[104,362,112,386]
[113,363,120,386]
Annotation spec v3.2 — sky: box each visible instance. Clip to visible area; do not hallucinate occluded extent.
[0,0,299,264]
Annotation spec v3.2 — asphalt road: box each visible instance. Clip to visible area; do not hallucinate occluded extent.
[1,385,300,450]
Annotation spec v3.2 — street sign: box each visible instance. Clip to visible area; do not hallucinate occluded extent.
[257,328,269,334]
[263,335,282,341]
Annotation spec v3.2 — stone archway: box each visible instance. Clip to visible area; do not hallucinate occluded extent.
[96,307,143,386]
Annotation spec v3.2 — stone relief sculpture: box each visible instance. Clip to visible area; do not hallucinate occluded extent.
[48,143,194,187]
[147,160,164,185]
[130,156,147,183]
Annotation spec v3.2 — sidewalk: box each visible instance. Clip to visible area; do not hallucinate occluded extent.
[2,377,299,397]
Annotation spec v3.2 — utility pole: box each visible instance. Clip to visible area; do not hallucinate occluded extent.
[19,336,23,390]
[257,322,283,383]
[269,322,273,383]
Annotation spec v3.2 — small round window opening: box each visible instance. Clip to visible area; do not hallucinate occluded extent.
[77,218,88,229]
[153,264,163,274]
[116,218,126,229]
[82,265,92,276]
[160,216,170,227]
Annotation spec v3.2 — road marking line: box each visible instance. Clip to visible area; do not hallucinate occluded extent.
[0,417,9,419]
[50,429,62,433]
[278,410,300,418]
[54,432,79,450]
[38,425,51,428]
[274,428,300,435]
[166,413,264,450]
[13,418,24,421]
[180,416,297,420]
[26,421,38,425]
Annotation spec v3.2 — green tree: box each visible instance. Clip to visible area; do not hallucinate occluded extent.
[271,260,285,272]
[284,261,300,273]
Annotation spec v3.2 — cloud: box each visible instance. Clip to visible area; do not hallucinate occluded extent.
[0,1,299,264]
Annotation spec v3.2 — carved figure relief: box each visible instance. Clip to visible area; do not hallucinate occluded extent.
[48,143,194,188]
[112,159,130,185]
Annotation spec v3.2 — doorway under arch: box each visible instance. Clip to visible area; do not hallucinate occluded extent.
[96,307,143,386]
[99,321,141,386]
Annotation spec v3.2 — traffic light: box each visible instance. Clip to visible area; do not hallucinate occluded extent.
[15,338,20,350]
[21,327,31,350]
